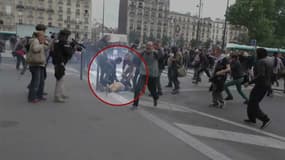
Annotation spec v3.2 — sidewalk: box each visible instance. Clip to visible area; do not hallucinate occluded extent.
[0,63,204,160]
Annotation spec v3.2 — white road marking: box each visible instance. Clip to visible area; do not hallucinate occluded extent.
[139,109,233,160]
[151,101,285,142]
[175,123,285,150]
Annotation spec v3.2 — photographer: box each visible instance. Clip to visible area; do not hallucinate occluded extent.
[52,29,75,103]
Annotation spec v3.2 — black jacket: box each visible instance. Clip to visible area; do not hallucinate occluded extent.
[52,40,74,65]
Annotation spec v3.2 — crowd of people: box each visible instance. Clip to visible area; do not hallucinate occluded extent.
[2,23,285,129]
[5,24,78,103]
[105,41,284,129]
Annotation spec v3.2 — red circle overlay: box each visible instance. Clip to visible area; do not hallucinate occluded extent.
[87,45,149,107]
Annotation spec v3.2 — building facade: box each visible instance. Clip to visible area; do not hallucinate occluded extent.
[0,0,16,31]
[168,12,198,46]
[118,0,247,47]
[211,18,248,46]
[0,0,92,40]
[119,0,170,43]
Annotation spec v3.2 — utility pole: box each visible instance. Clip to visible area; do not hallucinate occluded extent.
[102,0,105,37]
[196,0,202,47]
[222,0,230,50]
[96,0,105,90]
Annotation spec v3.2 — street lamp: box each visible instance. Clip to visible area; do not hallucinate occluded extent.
[96,0,105,90]
[196,0,202,46]
[222,0,230,50]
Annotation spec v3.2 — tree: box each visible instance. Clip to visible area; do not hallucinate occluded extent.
[226,0,285,48]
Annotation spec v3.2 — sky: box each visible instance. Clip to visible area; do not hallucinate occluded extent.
[92,0,236,28]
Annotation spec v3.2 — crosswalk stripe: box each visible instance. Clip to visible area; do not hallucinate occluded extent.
[139,109,233,160]
[175,123,285,150]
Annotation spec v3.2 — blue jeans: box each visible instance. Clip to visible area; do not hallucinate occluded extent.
[28,66,45,101]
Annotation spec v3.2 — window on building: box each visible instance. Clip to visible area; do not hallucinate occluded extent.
[58,15,63,21]
[67,0,71,5]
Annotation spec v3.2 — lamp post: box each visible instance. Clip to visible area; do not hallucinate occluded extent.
[222,0,230,50]
[96,0,105,90]
[196,0,202,47]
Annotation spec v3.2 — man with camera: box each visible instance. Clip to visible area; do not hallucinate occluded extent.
[52,29,75,103]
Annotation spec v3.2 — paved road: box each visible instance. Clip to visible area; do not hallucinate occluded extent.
[1,56,285,160]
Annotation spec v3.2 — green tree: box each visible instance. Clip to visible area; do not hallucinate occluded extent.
[226,0,284,47]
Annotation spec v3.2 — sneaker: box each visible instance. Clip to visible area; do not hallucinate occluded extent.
[243,100,249,105]
[171,89,179,95]
[153,99,158,107]
[225,96,233,101]
[260,119,271,129]
[54,98,65,103]
[244,119,256,124]
[219,102,225,109]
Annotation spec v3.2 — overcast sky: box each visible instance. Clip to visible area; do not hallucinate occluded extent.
[92,0,236,28]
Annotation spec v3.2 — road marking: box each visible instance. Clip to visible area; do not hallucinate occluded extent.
[139,109,233,160]
[149,100,285,142]
[175,123,285,150]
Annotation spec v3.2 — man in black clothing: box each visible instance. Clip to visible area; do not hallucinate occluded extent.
[224,54,249,104]
[154,42,165,95]
[209,48,230,108]
[244,48,272,129]
[103,57,122,86]
[52,29,74,103]
[193,51,211,84]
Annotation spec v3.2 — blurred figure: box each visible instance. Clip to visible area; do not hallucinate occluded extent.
[15,38,26,70]
[209,47,230,108]
[26,32,47,103]
[169,46,183,94]
[52,29,75,103]
[132,41,159,110]
[154,42,165,95]
[244,48,272,129]
[224,54,249,104]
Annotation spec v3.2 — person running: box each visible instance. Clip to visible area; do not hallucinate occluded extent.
[209,47,231,108]
[169,46,183,94]
[132,41,159,110]
[267,52,284,96]
[224,54,249,104]
[244,48,272,129]
[193,50,211,84]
